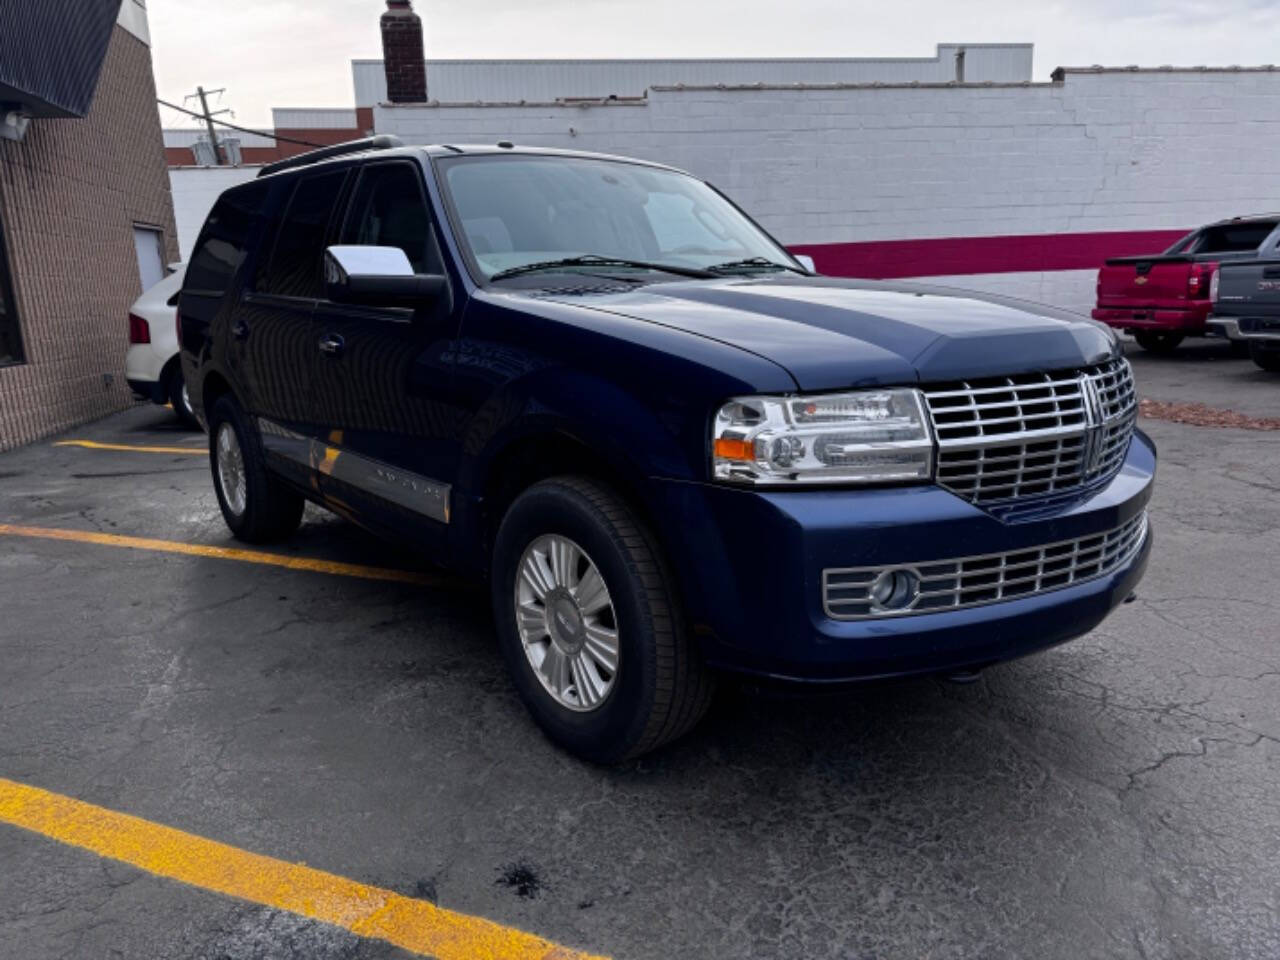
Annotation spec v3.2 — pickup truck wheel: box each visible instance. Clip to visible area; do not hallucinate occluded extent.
[492,477,714,763]
[1250,342,1280,372]
[1133,331,1185,354]
[207,395,304,543]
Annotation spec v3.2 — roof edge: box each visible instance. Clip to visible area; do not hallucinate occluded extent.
[1052,64,1280,80]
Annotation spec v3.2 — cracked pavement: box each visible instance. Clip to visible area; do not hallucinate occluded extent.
[0,340,1278,959]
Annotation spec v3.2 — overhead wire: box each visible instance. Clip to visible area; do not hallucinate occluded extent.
[156,98,327,148]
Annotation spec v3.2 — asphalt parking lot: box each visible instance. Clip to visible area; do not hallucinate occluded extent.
[1,340,1278,960]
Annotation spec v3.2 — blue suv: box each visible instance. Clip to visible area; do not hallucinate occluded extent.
[179,137,1154,762]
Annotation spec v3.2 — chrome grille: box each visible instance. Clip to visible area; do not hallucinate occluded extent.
[923,357,1137,504]
[823,511,1149,620]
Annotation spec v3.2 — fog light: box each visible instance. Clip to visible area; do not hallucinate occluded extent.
[869,568,919,611]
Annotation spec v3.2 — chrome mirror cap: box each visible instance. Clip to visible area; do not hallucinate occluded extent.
[324,245,414,282]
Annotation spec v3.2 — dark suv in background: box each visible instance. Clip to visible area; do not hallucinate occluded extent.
[180,137,1154,762]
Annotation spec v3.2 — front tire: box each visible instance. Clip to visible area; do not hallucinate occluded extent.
[491,477,714,763]
[1134,331,1185,354]
[1250,342,1280,372]
[207,394,304,543]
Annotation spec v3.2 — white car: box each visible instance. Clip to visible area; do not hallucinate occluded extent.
[125,266,197,426]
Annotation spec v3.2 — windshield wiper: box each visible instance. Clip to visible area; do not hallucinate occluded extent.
[706,256,808,275]
[490,255,715,282]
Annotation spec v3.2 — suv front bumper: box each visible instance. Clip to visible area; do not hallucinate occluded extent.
[649,430,1156,683]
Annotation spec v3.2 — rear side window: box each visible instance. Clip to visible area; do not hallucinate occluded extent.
[1194,222,1277,254]
[257,170,348,298]
[185,183,267,296]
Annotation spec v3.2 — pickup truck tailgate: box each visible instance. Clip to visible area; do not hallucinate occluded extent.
[1096,257,1205,307]
[1214,261,1280,309]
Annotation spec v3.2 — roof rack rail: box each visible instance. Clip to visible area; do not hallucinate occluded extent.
[257,135,405,178]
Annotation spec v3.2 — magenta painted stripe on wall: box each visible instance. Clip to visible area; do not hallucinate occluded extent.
[790,229,1191,280]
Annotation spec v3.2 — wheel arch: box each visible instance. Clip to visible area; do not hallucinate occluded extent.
[200,370,234,420]
[450,366,705,575]
[471,426,666,578]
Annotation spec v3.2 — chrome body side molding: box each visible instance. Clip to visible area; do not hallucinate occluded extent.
[257,417,450,524]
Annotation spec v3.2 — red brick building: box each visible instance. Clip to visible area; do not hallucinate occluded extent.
[0,0,178,451]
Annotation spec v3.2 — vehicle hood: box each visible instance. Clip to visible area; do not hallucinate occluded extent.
[534,276,1117,391]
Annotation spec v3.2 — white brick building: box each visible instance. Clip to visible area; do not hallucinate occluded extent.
[350,44,1034,104]
[373,66,1280,314]
[166,0,1280,318]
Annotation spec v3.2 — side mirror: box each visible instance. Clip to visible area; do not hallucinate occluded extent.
[794,254,817,274]
[324,245,447,307]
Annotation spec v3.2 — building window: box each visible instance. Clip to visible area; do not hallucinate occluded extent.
[0,210,23,367]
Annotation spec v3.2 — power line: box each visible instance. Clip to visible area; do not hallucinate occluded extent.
[157,98,327,149]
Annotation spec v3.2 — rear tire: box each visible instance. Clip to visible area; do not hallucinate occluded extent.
[1134,331,1185,354]
[167,364,199,429]
[1250,342,1280,372]
[207,394,304,543]
[491,476,714,763]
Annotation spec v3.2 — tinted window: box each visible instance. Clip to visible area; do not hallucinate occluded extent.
[1162,232,1196,255]
[185,183,267,296]
[0,209,23,366]
[259,170,347,298]
[341,163,439,274]
[1196,222,1277,254]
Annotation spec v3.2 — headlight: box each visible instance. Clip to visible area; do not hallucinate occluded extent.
[712,388,935,485]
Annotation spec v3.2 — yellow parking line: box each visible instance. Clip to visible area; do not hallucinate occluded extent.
[0,777,604,960]
[0,524,448,587]
[54,440,204,455]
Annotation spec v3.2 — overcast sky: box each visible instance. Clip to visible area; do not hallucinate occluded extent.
[151,0,1280,128]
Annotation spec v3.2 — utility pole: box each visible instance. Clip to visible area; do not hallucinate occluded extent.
[183,86,230,165]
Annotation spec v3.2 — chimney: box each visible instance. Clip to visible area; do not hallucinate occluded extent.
[381,0,427,104]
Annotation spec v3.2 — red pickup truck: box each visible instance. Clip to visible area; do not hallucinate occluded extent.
[1093,215,1280,353]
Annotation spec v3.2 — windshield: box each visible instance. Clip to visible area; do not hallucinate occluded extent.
[438,154,798,281]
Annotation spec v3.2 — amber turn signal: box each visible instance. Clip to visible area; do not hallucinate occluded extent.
[713,437,755,461]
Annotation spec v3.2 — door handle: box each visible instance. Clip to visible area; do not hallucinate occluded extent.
[232,319,250,341]
[318,333,345,357]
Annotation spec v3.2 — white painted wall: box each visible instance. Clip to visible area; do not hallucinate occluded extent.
[272,108,360,130]
[376,68,1280,314]
[169,166,261,259]
[352,44,1034,107]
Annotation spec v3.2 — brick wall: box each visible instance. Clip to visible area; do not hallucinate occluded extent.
[0,25,178,452]
[376,68,1280,314]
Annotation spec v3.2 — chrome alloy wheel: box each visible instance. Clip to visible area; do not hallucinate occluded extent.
[514,534,620,712]
[215,422,247,517]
